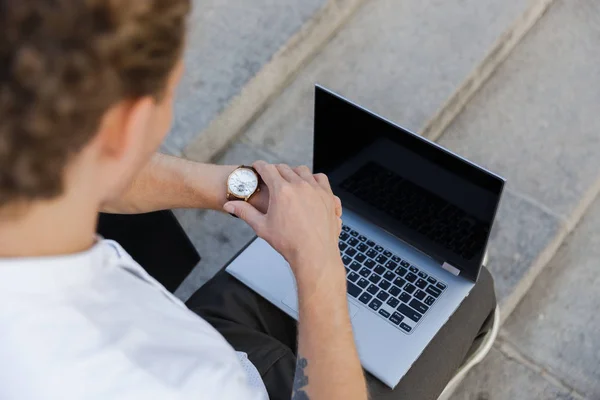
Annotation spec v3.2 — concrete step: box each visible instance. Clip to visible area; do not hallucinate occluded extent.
[162,0,364,157]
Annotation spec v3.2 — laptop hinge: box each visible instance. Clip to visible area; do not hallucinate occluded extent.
[442,262,460,276]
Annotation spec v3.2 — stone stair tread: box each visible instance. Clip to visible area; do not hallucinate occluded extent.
[162,0,329,155]
[450,346,577,400]
[437,0,600,317]
[438,0,600,221]
[234,0,531,165]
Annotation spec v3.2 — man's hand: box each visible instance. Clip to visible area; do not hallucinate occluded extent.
[224,161,343,282]
[226,160,368,400]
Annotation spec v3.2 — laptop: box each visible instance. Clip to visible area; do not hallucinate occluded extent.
[226,85,505,388]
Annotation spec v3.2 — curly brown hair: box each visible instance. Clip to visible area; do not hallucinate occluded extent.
[0,0,190,208]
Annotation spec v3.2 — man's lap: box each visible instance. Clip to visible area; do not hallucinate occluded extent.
[186,267,496,400]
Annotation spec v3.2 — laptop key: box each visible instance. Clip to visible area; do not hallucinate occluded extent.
[350,230,359,237]
[375,245,384,252]
[409,299,429,314]
[397,304,422,322]
[374,265,386,275]
[399,292,411,303]
[342,225,351,232]
[366,240,376,247]
[347,282,362,298]
[358,235,367,242]
[389,312,404,325]
[366,284,379,295]
[395,267,408,277]
[436,282,447,290]
[348,238,359,247]
[338,241,348,251]
[426,285,442,298]
[342,255,352,266]
[383,271,396,282]
[366,249,378,259]
[365,259,376,269]
[359,292,373,304]
[368,274,381,284]
[378,280,391,290]
[389,286,401,297]
[404,284,416,294]
[383,250,392,257]
[375,254,389,265]
[415,278,428,289]
[400,260,411,267]
[400,322,412,333]
[345,247,357,257]
[357,243,369,252]
[415,290,426,301]
[359,268,371,277]
[385,260,398,270]
[387,297,400,308]
[339,233,349,242]
[350,261,362,271]
[376,291,390,302]
[405,272,417,283]
[427,276,438,285]
[355,253,367,263]
[392,255,401,263]
[368,299,382,311]
[357,278,369,289]
[347,272,360,283]
[393,277,406,289]
[418,271,428,279]
[409,266,418,273]
[378,309,391,318]
[424,295,435,306]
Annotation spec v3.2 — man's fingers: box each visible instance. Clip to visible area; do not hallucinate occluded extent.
[276,164,302,183]
[253,161,284,189]
[334,195,342,218]
[224,202,265,233]
[314,173,333,194]
[294,166,317,184]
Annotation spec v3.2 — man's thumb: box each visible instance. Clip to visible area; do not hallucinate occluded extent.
[224,201,264,229]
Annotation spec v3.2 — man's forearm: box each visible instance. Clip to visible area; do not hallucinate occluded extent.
[293,263,368,400]
[102,153,235,213]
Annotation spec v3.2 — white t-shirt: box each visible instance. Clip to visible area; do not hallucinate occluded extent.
[0,239,268,400]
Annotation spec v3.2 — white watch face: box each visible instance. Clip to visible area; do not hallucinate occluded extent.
[228,168,259,198]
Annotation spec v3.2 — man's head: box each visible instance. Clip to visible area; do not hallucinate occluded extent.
[0,0,190,214]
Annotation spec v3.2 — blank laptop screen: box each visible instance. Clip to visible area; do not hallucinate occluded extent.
[313,86,504,282]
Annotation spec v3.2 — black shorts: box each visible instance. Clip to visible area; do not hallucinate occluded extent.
[187,268,496,400]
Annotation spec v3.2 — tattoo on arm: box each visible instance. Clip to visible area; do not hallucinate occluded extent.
[292,357,310,400]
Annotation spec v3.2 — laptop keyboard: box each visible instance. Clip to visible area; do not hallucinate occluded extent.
[340,224,447,334]
[340,162,489,261]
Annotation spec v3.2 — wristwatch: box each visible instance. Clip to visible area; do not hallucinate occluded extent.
[226,165,261,202]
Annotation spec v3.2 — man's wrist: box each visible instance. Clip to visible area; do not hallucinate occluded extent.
[183,163,236,211]
[292,256,347,301]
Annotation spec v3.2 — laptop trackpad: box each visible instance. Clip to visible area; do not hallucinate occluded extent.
[282,294,360,319]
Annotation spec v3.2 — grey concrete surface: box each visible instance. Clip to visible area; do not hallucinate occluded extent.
[438,0,600,221]
[162,0,328,155]
[450,347,577,400]
[485,189,563,310]
[500,196,600,398]
[241,0,531,163]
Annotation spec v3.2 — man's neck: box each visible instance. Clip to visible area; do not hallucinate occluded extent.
[0,194,98,258]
